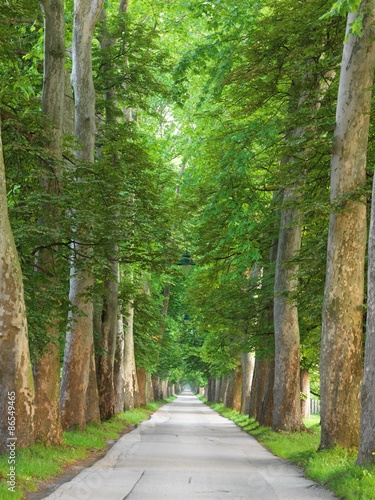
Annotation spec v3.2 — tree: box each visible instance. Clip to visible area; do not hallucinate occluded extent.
[0,120,35,452]
[60,0,104,430]
[32,0,65,445]
[320,0,375,450]
[356,2,375,464]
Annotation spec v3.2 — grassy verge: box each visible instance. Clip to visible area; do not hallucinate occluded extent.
[199,397,375,500]
[0,397,175,500]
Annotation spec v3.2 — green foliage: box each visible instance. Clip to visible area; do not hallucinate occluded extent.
[167,0,345,380]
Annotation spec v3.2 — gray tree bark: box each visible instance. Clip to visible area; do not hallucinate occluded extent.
[320,1,375,450]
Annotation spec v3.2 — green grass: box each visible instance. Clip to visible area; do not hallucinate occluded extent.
[0,397,175,500]
[201,397,375,500]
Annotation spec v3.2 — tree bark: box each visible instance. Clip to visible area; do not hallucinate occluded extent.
[273,188,304,431]
[86,341,101,424]
[114,312,126,412]
[224,371,235,408]
[249,357,267,420]
[232,365,243,412]
[33,0,65,446]
[0,122,35,452]
[240,353,254,414]
[60,0,104,430]
[320,2,375,450]
[124,301,139,409]
[97,258,119,420]
[259,360,275,426]
[136,367,147,406]
[300,369,310,420]
[357,2,375,460]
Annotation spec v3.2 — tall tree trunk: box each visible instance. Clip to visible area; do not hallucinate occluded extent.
[136,367,147,406]
[273,188,304,431]
[97,257,119,420]
[320,2,375,450]
[300,369,310,420]
[259,360,275,426]
[358,160,375,464]
[232,365,243,412]
[249,357,267,420]
[357,2,375,460]
[33,0,65,445]
[224,371,235,408]
[124,300,139,409]
[86,342,101,423]
[60,0,104,430]
[0,122,35,452]
[114,310,126,412]
[240,353,254,414]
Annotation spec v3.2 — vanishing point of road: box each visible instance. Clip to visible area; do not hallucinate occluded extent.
[42,390,336,499]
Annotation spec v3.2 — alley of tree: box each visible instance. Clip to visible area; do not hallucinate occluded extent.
[1,2,375,498]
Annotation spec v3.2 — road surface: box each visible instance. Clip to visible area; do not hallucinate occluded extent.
[42,390,336,499]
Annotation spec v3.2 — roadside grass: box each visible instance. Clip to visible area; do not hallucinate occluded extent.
[0,397,175,500]
[201,397,375,500]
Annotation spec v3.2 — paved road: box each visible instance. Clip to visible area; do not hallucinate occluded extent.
[43,391,336,499]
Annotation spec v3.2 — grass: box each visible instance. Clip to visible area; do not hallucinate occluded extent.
[0,397,175,500]
[201,397,375,500]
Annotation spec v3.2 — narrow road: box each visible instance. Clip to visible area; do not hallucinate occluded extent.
[43,391,336,499]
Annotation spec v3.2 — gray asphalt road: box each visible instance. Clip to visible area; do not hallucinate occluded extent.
[43,390,336,500]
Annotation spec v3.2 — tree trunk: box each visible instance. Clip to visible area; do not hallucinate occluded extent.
[249,357,267,420]
[320,2,375,450]
[259,360,275,426]
[61,266,95,429]
[219,375,228,404]
[358,164,375,463]
[124,301,139,409]
[33,0,65,446]
[60,0,104,430]
[357,2,375,460]
[232,365,243,412]
[240,353,254,414]
[224,372,235,408]
[0,122,35,452]
[273,188,304,431]
[136,367,147,406]
[146,372,154,403]
[86,342,101,424]
[97,258,118,420]
[114,312,126,413]
[300,369,310,420]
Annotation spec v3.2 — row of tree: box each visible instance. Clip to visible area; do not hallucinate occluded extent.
[172,0,375,465]
[0,0,193,453]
